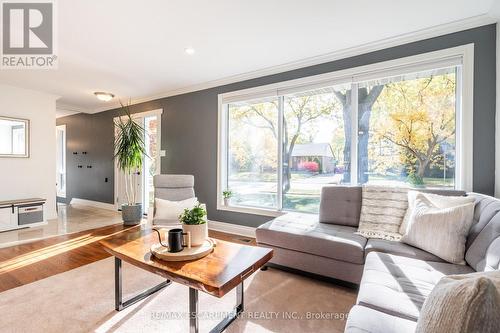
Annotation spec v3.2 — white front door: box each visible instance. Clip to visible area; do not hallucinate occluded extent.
[114,110,162,211]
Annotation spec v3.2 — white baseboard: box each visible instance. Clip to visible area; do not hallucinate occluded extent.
[208,220,256,238]
[69,198,117,211]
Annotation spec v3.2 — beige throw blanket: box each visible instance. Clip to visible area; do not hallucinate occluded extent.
[356,185,408,241]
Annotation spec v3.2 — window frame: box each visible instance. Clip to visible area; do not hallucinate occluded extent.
[217,45,474,216]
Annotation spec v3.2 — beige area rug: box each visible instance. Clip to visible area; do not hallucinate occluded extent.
[0,258,356,333]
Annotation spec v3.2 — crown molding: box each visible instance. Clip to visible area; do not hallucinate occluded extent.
[56,103,89,118]
[91,14,495,114]
[56,109,80,118]
[56,102,89,113]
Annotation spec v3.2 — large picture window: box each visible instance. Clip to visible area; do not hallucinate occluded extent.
[218,46,472,215]
[227,98,279,209]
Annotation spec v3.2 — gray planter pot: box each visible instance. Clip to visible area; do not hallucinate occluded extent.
[122,204,142,225]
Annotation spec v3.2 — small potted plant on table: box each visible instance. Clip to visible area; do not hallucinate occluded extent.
[179,204,208,247]
[222,189,233,206]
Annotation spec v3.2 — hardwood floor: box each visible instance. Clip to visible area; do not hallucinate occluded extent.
[0,222,256,293]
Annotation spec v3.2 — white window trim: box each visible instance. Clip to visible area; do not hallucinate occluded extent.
[56,124,66,198]
[217,45,474,216]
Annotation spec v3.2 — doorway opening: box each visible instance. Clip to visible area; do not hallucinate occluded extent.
[114,109,162,212]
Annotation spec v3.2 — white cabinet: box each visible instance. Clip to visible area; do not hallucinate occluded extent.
[0,199,46,231]
[0,206,17,231]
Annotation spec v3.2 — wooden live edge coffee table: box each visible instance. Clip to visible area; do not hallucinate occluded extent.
[100,227,273,333]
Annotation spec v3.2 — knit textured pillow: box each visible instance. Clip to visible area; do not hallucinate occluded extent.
[356,185,408,241]
[416,271,500,333]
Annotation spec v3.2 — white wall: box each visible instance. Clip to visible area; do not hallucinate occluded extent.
[0,84,58,220]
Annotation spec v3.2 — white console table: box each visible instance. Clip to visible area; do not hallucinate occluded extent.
[0,198,47,232]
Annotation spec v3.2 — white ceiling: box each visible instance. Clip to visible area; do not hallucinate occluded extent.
[0,0,497,114]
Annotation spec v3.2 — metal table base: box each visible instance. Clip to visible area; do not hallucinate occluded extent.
[114,257,244,333]
[114,257,171,311]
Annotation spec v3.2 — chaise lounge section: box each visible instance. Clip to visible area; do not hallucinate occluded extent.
[256,186,500,332]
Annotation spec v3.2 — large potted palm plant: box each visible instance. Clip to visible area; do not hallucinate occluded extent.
[114,103,147,225]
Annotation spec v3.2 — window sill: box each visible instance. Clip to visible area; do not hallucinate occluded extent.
[216,204,285,218]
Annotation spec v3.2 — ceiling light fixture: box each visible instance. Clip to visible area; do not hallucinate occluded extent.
[184,47,195,55]
[94,92,115,102]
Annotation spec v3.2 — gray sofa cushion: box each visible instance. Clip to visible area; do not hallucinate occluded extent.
[466,215,500,271]
[319,186,362,227]
[318,186,465,228]
[256,213,367,264]
[365,239,445,263]
[418,189,466,197]
[466,193,500,248]
[260,244,364,284]
[357,252,474,321]
[345,305,417,333]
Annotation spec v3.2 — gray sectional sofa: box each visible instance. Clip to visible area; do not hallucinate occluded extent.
[255,185,500,333]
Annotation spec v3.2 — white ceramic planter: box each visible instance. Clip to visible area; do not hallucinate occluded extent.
[182,223,208,247]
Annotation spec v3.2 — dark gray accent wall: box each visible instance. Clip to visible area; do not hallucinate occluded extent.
[57,112,117,204]
[57,24,496,227]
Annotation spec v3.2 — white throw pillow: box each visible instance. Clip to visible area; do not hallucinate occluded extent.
[399,191,475,234]
[154,197,198,224]
[401,192,474,264]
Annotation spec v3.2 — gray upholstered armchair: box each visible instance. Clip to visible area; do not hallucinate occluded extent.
[148,174,196,226]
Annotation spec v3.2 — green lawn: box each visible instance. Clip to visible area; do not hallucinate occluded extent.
[367,174,454,188]
[229,172,454,214]
[283,194,320,213]
[229,171,316,182]
[231,192,320,213]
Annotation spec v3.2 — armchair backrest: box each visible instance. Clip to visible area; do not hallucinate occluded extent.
[153,174,195,201]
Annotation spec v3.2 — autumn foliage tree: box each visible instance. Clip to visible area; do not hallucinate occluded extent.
[230,94,337,192]
[373,73,456,181]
